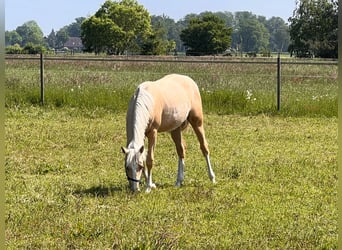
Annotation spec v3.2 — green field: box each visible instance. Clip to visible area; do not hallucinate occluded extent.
[5,56,337,117]
[5,57,337,249]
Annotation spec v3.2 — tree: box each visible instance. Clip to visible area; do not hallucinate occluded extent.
[175,14,198,53]
[5,30,22,46]
[288,0,338,58]
[180,13,232,55]
[140,33,164,55]
[151,15,180,52]
[81,15,125,54]
[5,44,23,54]
[51,17,86,49]
[46,29,57,49]
[215,11,234,27]
[15,21,45,46]
[81,0,151,54]
[22,42,46,54]
[141,20,176,55]
[232,12,269,53]
[66,17,85,37]
[143,15,179,55]
[265,17,290,52]
[55,28,69,48]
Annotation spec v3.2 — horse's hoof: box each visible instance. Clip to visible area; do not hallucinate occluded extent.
[145,183,157,193]
[175,181,183,187]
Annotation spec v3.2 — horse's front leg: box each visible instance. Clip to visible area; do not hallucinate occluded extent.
[145,129,157,193]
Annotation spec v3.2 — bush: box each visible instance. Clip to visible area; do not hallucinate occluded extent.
[6,44,23,54]
[23,43,46,54]
[261,48,271,57]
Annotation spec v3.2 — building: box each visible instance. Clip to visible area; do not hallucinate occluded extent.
[63,37,83,52]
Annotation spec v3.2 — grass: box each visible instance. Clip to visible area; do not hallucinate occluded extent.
[5,56,337,248]
[5,56,337,117]
[5,107,337,249]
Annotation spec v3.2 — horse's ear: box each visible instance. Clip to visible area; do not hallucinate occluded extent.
[121,147,129,154]
[139,145,144,154]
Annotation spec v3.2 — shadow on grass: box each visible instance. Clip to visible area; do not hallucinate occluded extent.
[73,185,127,197]
[73,181,209,197]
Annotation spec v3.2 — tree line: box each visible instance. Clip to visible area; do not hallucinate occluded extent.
[5,0,338,58]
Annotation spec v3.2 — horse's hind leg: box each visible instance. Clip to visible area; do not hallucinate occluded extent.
[188,116,216,184]
[171,127,186,187]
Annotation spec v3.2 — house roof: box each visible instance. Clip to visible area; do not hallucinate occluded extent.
[64,37,83,49]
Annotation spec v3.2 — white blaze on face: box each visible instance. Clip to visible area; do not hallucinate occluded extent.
[123,147,144,192]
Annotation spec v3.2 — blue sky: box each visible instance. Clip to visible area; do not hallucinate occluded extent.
[5,0,296,35]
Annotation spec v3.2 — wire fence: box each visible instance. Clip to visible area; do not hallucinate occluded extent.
[5,54,338,116]
[5,53,338,64]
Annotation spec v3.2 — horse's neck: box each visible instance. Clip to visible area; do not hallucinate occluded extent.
[129,104,149,148]
[127,88,152,149]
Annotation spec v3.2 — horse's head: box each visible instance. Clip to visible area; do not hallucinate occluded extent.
[121,146,145,192]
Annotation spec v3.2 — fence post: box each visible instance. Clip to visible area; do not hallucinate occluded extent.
[40,53,44,105]
[277,53,281,111]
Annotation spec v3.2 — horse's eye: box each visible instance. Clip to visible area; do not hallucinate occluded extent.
[137,164,143,171]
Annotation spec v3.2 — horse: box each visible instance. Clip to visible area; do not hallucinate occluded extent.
[121,74,216,192]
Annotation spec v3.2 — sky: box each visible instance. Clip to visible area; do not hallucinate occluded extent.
[5,0,296,35]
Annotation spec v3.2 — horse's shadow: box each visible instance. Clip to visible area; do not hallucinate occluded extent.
[73,185,126,197]
[73,181,177,197]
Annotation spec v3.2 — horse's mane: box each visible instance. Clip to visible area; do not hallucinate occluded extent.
[126,83,154,149]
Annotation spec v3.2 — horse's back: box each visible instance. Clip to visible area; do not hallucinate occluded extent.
[144,74,201,106]
[140,74,203,132]
[156,74,199,93]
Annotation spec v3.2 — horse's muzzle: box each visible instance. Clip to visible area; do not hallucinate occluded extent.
[128,177,141,192]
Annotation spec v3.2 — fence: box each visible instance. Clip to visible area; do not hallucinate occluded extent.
[5,54,338,115]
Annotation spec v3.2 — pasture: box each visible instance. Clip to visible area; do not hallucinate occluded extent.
[5,56,337,116]
[5,57,337,249]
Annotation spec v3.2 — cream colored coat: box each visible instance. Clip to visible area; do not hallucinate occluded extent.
[122,74,216,192]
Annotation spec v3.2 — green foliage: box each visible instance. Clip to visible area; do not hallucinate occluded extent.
[5,43,46,55]
[47,18,86,49]
[8,1,337,59]
[81,16,125,54]
[66,17,85,37]
[15,20,45,46]
[22,43,46,54]
[46,29,57,49]
[288,0,338,58]
[180,13,232,55]
[5,107,337,248]
[55,28,69,49]
[5,44,23,54]
[140,22,176,55]
[5,10,292,56]
[151,15,182,53]
[264,17,290,52]
[81,0,152,55]
[5,30,22,46]
[232,12,270,53]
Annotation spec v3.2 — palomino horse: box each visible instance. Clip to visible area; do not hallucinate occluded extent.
[121,74,216,192]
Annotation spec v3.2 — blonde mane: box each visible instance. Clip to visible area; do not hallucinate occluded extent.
[126,83,154,149]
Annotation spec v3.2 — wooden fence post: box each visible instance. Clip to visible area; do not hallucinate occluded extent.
[40,53,44,105]
[277,53,281,111]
